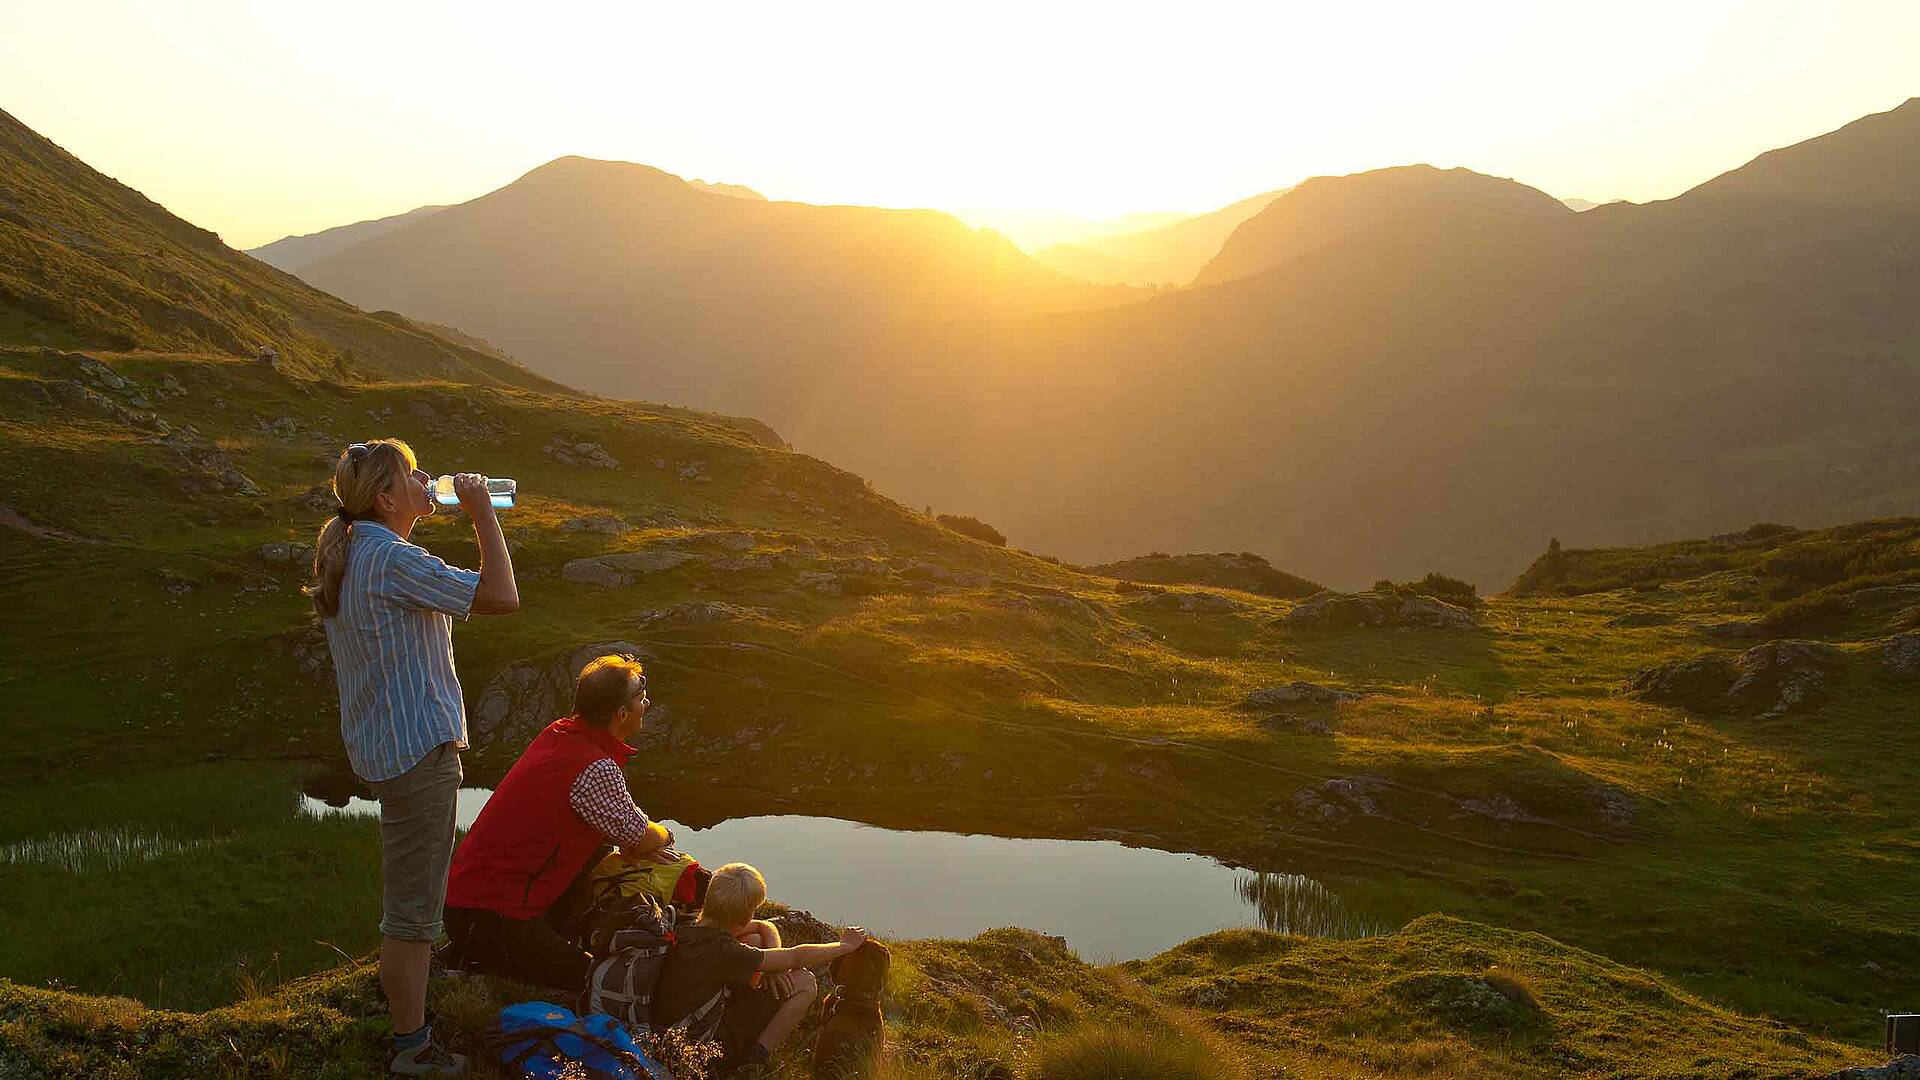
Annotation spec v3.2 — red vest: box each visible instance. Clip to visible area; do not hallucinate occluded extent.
[445,717,636,919]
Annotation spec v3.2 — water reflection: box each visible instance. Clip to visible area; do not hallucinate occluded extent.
[0,828,209,873]
[1236,871,1386,939]
[300,790,1392,960]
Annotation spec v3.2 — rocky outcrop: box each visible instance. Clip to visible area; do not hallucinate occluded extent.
[1289,776,1388,826]
[1284,590,1475,631]
[283,622,333,683]
[543,437,619,469]
[1136,590,1247,614]
[258,541,314,565]
[1240,682,1361,709]
[1628,640,1844,719]
[562,550,699,588]
[471,640,645,750]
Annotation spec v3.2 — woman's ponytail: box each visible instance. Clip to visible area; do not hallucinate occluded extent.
[304,438,417,618]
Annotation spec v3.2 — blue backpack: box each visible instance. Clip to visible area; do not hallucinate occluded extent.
[486,1001,673,1080]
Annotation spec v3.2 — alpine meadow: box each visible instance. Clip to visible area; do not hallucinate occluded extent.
[4,8,1920,1079]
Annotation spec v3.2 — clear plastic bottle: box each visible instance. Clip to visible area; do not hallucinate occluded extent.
[433,475,517,509]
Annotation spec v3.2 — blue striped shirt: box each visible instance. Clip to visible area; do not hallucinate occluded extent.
[323,521,482,783]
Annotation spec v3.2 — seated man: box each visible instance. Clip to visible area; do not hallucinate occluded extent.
[652,862,869,1078]
[442,654,675,990]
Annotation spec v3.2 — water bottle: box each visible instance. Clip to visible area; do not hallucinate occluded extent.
[433,475,517,509]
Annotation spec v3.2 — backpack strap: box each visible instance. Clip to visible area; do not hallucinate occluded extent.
[672,985,731,1043]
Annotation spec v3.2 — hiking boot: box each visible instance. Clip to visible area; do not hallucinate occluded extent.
[387,1033,467,1076]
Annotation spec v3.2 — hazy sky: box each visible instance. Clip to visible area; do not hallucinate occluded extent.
[2,1,1915,249]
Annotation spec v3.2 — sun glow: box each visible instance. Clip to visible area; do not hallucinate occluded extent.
[1,0,1915,247]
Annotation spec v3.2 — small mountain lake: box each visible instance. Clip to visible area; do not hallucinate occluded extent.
[301,789,1389,961]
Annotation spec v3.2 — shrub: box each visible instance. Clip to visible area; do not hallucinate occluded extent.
[1375,572,1479,609]
[937,513,1007,546]
[1032,1023,1243,1080]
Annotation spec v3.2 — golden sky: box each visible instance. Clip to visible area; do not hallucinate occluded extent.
[2,0,1915,249]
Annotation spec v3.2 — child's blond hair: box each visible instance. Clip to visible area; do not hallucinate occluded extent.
[701,862,767,928]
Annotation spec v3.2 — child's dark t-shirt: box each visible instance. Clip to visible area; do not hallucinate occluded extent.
[652,924,763,1028]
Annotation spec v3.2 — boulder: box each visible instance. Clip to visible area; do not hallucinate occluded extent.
[472,640,645,750]
[1822,1057,1920,1080]
[1284,590,1475,631]
[1241,681,1361,709]
[1884,633,1920,679]
[1628,639,1844,719]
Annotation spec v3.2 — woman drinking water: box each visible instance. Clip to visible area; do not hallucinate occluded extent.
[307,438,519,1077]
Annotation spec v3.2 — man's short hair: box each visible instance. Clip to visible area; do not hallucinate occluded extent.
[702,862,767,928]
[574,654,645,728]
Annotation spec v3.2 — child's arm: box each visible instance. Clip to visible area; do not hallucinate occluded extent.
[736,919,781,949]
[755,925,867,973]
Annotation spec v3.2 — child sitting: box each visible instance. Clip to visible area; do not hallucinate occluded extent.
[651,862,868,1078]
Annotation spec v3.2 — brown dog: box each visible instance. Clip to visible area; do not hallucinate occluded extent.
[812,939,890,1079]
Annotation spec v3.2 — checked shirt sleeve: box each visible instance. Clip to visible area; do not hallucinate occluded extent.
[568,758,655,847]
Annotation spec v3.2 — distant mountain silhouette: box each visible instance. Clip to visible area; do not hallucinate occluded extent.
[285,99,1920,587]
[1562,198,1602,212]
[688,179,767,201]
[1035,188,1288,286]
[295,155,1134,421]
[953,208,1191,252]
[1192,166,1569,287]
[249,205,448,273]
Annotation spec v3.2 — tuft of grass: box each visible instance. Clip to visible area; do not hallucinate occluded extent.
[1030,1023,1244,1080]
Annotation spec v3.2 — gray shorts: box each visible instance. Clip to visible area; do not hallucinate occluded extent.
[368,741,462,941]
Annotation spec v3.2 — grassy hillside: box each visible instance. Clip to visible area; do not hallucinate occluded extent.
[5,345,1920,1061]
[0,109,555,390]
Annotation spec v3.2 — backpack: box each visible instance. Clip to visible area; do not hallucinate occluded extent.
[485,1001,672,1080]
[579,886,729,1041]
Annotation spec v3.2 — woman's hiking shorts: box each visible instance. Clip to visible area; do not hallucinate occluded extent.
[368,741,462,941]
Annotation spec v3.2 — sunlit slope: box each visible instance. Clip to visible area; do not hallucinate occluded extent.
[293,155,1137,413]
[0,918,1870,1079]
[0,110,559,390]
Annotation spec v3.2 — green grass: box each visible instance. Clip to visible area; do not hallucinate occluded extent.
[0,920,1871,1079]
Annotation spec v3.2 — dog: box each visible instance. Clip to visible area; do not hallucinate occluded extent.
[812,939,890,1079]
